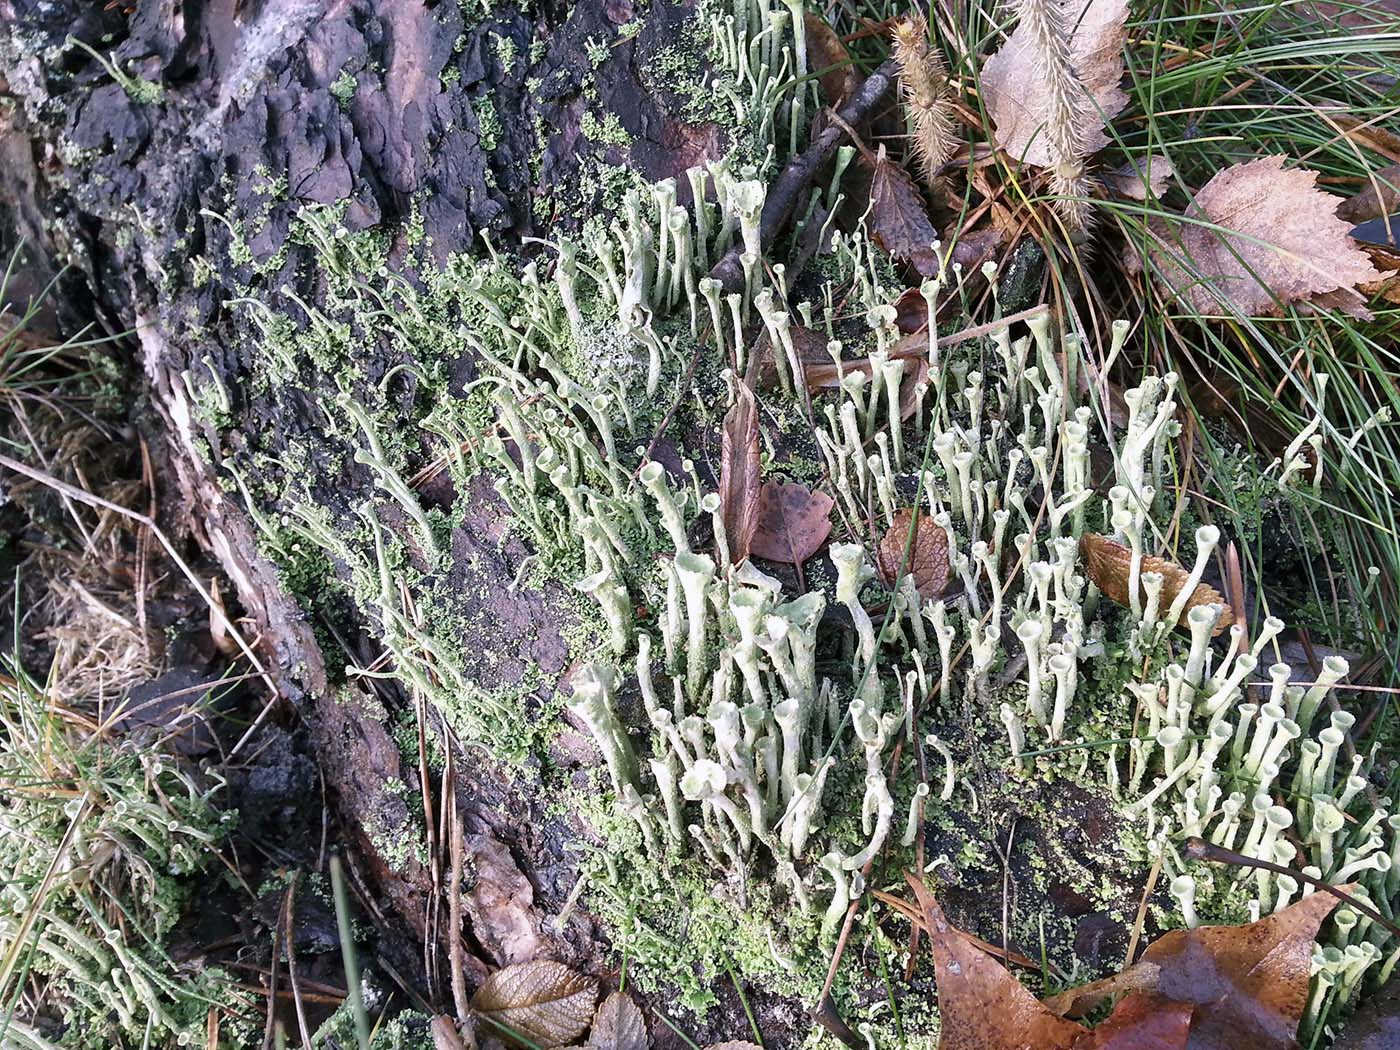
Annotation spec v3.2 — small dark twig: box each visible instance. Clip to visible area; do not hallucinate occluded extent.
[708,58,901,293]
[1183,837,1400,938]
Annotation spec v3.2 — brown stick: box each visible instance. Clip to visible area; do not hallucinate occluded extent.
[708,58,901,293]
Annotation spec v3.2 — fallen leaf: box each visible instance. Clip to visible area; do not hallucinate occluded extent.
[472,961,598,1049]
[1077,993,1192,1050]
[981,0,1130,167]
[749,322,830,391]
[749,481,835,565]
[866,146,941,276]
[1146,156,1383,316]
[877,508,950,599]
[803,348,929,422]
[1337,162,1400,223]
[588,992,646,1050]
[720,382,761,564]
[1079,533,1234,636]
[1105,155,1175,201]
[804,12,857,108]
[906,875,1087,1050]
[1045,890,1345,1050]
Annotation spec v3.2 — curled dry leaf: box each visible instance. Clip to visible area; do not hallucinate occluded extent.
[587,991,646,1050]
[906,875,1087,1050]
[1044,889,1345,1050]
[981,0,1130,167]
[749,481,835,565]
[720,382,761,564]
[471,960,598,1049]
[877,508,950,599]
[804,12,857,108]
[866,146,941,276]
[1146,156,1383,317]
[1079,533,1234,636]
[1104,155,1175,201]
[1336,162,1400,224]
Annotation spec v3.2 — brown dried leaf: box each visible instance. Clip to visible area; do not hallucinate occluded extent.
[867,146,941,276]
[877,508,950,599]
[720,383,761,564]
[1045,890,1345,1050]
[749,481,835,565]
[804,12,857,108]
[1079,533,1234,636]
[1147,156,1384,316]
[472,961,598,1049]
[1076,993,1191,1049]
[907,875,1088,1050]
[588,992,646,1050]
[1104,155,1175,201]
[981,0,1130,167]
[1337,162,1400,223]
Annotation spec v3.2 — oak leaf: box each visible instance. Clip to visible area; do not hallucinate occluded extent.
[1044,889,1345,1050]
[1146,156,1383,317]
[749,481,835,565]
[587,991,646,1050]
[472,961,598,1048]
[981,0,1130,167]
[720,382,761,564]
[866,146,941,276]
[1079,533,1234,636]
[877,508,950,600]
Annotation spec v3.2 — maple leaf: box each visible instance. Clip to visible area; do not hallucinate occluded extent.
[877,509,950,599]
[1079,533,1234,636]
[1146,156,1384,317]
[720,382,761,564]
[1044,889,1345,1050]
[866,146,941,276]
[472,961,598,1048]
[981,0,1130,168]
[749,480,834,565]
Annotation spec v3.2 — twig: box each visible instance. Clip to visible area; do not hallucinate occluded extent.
[283,872,314,1050]
[1183,837,1400,938]
[448,779,473,1034]
[708,58,901,293]
[1123,850,1162,967]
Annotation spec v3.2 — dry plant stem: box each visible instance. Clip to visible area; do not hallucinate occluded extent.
[0,452,279,754]
[1183,837,1400,939]
[709,58,901,293]
[448,781,472,1035]
[261,883,285,1050]
[1124,850,1163,967]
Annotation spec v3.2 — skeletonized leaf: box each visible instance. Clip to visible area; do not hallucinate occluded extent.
[587,992,646,1050]
[720,382,761,564]
[1079,533,1234,636]
[472,961,598,1049]
[866,146,941,276]
[1077,992,1191,1049]
[749,481,835,565]
[1147,156,1383,317]
[906,875,1088,1050]
[1045,890,1346,1050]
[981,0,1129,167]
[877,508,950,600]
